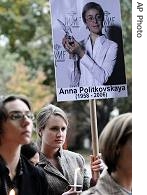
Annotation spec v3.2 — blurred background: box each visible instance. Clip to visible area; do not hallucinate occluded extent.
[0,0,132,153]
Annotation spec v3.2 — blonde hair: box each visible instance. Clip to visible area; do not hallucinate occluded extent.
[36,104,68,133]
[99,112,132,173]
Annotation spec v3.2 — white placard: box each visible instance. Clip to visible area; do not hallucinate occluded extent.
[50,0,128,101]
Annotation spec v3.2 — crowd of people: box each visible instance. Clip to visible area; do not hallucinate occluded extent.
[0,94,132,195]
[0,1,131,195]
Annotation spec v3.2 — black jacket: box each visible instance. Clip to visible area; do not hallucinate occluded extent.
[0,155,49,195]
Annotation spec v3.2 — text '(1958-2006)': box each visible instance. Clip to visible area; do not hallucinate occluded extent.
[137,2,143,38]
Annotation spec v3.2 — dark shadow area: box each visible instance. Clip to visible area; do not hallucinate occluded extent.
[105,25,126,85]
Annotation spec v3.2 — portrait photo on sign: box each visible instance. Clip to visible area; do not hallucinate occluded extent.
[50,0,128,101]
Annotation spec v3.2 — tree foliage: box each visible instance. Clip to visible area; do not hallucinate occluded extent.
[0,0,54,87]
[120,0,132,78]
[6,63,53,112]
[0,46,18,94]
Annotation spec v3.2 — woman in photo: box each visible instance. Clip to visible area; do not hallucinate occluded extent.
[62,2,118,87]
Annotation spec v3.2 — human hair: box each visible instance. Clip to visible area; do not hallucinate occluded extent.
[36,104,69,134]
[21,142,39,160]
[82,2,104,24]
[0,94,32,135]
[99,113,132,173]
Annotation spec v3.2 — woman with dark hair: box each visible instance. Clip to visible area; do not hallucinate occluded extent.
[0,95,49,195]
[82,2,104,26]
[81,113,132,195]
[62,2,118,87]
[21,142,40,165]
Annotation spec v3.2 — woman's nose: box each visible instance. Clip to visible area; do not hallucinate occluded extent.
[56,129,62,136]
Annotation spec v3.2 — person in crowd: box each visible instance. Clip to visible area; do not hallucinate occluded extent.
[0,95,49,195]
[62,2,118,87]
[21,142,40,165]
[36,103,103,195]
[81,112,132,195]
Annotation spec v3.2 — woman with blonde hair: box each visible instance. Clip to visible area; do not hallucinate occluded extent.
[36,103,103,195]
[82,113,132,195]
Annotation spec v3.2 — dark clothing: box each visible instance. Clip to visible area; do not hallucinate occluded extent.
[0,155,49,195]
[37,149,91,195]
